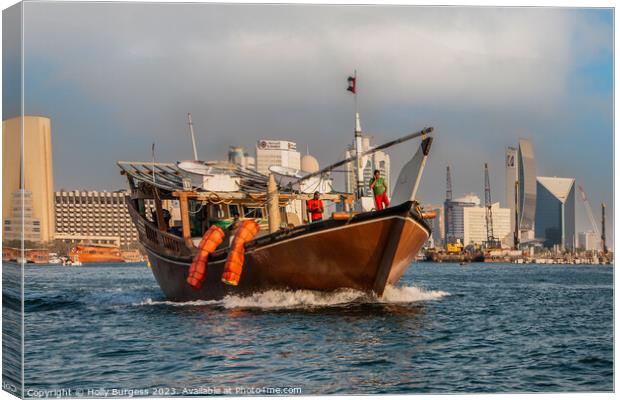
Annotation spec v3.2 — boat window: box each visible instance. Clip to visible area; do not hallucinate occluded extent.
[228,204,240,219]
[243,206,264,219]
[189,199,208,237]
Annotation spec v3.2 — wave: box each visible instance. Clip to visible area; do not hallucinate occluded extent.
[136,285,449,310]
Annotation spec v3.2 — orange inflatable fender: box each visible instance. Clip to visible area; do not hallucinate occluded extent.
[187,225,225,289]
[222,220,260,286]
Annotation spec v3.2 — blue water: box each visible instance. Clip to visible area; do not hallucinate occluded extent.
[5,262,614,395]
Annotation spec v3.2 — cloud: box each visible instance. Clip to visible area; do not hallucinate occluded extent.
[19,3,613,238]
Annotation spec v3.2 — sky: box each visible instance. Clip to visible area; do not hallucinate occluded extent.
[3,2,614,240]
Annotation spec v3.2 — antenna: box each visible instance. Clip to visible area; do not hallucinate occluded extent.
[187,113,199,161]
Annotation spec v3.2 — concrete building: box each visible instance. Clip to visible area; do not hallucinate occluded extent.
[3,190,41,242]
[228,146,256,170]
[445,193,480,244]
[505,139,537,242]
[463,202,512,246]
[54,190,140,247]
[535,177,576,250]
[424,204,444,248]
[344,136,391,197]
[3,116,55,242]
[255,140,301,174]
[579,231,601,252]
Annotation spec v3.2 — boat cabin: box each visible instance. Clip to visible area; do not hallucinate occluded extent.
[118,161,351,253]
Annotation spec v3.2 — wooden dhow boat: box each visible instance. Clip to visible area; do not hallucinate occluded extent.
[118,127,435,301]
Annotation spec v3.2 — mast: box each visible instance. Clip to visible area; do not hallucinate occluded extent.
[351,70,365,202]
[187,112,199,161]
[151,143,156,185]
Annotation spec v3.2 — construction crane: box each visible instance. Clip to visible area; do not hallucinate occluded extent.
[577,185,600,237]
[484,163,501,249]
[444,166,455,248]
[514,180,519,249]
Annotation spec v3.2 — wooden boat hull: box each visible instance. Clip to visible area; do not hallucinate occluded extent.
[138,201,430,301]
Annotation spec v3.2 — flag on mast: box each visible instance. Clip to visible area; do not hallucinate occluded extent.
[347,75,356,93]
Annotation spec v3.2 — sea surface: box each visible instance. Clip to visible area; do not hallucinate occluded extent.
[2,261,614,396]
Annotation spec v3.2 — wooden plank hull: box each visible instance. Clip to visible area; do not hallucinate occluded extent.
[141,201,430,301]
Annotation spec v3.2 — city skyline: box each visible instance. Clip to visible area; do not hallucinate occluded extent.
[3,3,612,241]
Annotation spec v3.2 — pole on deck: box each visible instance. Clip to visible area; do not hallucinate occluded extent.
[179,192,194,248]
[267,174,281,233]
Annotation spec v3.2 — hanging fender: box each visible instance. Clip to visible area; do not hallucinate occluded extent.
[187,225,225,290]
[222,219,260,286]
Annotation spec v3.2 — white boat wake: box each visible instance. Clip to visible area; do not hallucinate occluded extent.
[137,285,448,310]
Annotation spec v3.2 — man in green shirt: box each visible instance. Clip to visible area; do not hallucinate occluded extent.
[369,169,390,210]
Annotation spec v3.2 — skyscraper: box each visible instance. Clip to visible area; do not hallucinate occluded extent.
[505,139,537,242]
[518,139,537,239]
[535,176,576,250]
[444,193,480,244]
[344,136,390,197]
[2,116,55,242]
[505,146,518,233]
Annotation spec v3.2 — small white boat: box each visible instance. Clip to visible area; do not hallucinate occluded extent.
[48,253,62,265]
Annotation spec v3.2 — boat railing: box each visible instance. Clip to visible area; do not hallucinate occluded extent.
[127,202,194,258]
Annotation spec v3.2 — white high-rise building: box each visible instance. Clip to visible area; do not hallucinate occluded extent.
[255,140,301,174]
[463,202,512,246]
[445,193,480,244]
[579,231,600,251]
[344,136,390,197]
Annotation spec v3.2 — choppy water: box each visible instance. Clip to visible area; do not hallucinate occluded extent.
[3,261,613,395]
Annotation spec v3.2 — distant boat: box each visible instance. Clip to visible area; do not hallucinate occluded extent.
[69,244,123,264]
[48,253,62,265]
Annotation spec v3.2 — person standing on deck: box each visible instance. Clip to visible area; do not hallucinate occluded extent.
[306,191,324,222]
[370,169,390,210]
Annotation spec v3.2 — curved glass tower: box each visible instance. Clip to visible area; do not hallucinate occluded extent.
[517,139,537,237]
